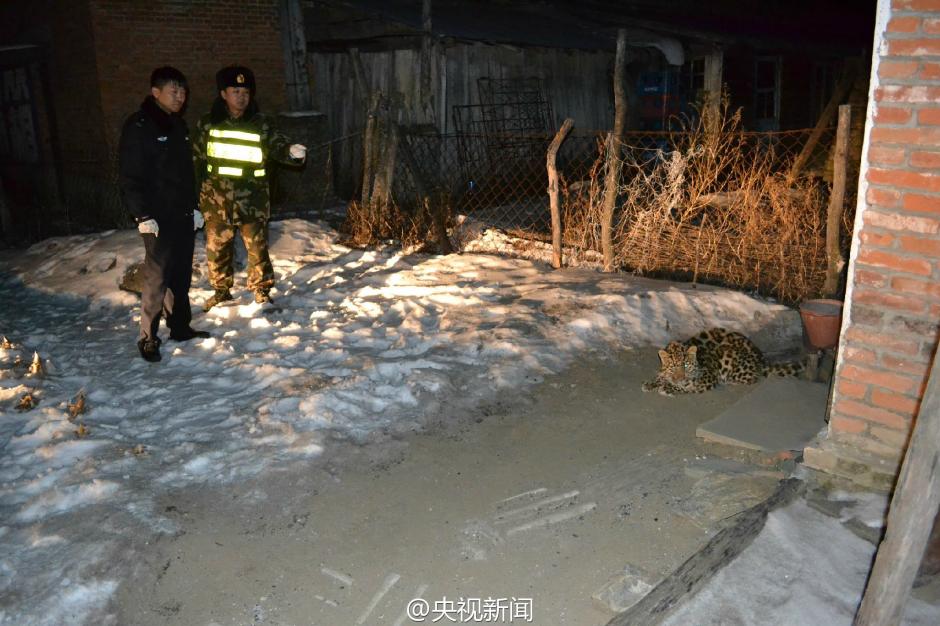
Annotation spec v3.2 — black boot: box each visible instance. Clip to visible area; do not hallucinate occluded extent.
[169,327,211,341]
[137,337,162,362]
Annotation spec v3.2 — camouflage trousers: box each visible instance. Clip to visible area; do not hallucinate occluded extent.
[204,220,274,292]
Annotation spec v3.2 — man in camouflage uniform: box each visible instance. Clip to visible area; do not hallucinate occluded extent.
[194,65,306,310]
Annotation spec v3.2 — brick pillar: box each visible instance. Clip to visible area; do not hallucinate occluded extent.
[804,0,940,490]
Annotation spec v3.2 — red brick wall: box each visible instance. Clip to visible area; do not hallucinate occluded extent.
[49,0,109,176]
[88,0,287,149]
[828,0,940,463]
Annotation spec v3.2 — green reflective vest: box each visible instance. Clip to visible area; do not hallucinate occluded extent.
[205,128,266,178]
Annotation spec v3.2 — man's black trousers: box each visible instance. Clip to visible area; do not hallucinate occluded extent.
[139,221,195,341]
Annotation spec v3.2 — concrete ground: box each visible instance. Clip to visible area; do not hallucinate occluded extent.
[112,347,805,626]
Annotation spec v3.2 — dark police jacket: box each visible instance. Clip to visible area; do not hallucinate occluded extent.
[118,96,197,226]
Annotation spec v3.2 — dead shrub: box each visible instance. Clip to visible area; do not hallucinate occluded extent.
[562,97,834,304]
[340,194,454,253]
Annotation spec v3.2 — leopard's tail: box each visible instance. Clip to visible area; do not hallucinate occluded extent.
[767,359,805,378]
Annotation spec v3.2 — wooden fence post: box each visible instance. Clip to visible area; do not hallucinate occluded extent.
[371,101,398,209]
[420,0,436,125]
[854,346,940,625]
[547,118,574,269]
[361,91,382,206]
[278,0,312,111]
[601,29,627,272]
[823,104,851,296]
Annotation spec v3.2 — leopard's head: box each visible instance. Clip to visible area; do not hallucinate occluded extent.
[656,342,701,383]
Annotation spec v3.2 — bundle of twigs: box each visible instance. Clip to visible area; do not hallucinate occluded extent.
[562,100,833,304]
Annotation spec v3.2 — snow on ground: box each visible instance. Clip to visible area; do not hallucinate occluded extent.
[663,491,938,626]
[0,217,912,624]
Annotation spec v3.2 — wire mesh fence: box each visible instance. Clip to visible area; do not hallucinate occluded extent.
[393,126,839,236]
[383,121,851,303]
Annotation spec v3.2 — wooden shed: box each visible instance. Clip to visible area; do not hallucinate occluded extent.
[305,0,688,196]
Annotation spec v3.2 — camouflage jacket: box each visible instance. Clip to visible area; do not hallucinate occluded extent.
[193,111,296,224]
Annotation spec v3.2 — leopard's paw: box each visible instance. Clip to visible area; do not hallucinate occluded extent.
[641,381,658,393]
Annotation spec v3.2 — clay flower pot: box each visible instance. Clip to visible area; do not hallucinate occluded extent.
[799,299,843,350]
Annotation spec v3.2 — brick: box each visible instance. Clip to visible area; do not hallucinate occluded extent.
[894,314,940,338]
[853,289,927,313]
[840,364,919,393]
[888,16,922,33]
[897,235,940,255]
[869,146,907,167]
[911,151,940,170]
[835,399,910,430]
[882,353,931,377]
[845,346,879,364]
[879,60,920,80]
[838,379,869,399]
[894,0,940,9]
[922,63,940,80]
[830,415,867,435]
[892,276,940,301]
[864,210,940,235]
[868,168,940,193]
[856,249,933,275]
[919,109,940,126]
[928,19,940,34]
[854,267,891,288]
[858,230,896,249]
[877,85,940,104]
[902,192,940,213]
[869,426,911,449]
[867,186,902,207]
[845,324,920,355]
[872,127,940,145]
[803,446,838,472]
[850,304,886,327]
[888,39,940,57]
[871,389,920,417]
[853,435,907,460]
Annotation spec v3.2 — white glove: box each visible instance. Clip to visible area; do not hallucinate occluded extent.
[138,219,159,237]
[289,144,307,160]
[193,210,205,231]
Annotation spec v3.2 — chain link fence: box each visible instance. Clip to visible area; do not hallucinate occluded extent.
[393,126,840,235]
[382,123,852,303]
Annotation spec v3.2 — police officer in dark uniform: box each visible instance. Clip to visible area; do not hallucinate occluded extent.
[118,66,210,362]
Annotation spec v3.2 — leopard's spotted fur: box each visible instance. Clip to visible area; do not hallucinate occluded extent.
[641,328,803,396]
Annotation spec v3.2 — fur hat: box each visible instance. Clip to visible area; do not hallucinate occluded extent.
[216,66,255,93]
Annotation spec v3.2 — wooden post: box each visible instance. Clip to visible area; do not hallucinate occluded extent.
[788,59,857,183]
[703,48,723,122]
[855,347,940,626]
[420,0,436,125]
[601,29,627,272]
[547,118,574,269]
[278,0,312,111]
[823,105,851,296]
[361,91,382,205]
[372,103,398,208]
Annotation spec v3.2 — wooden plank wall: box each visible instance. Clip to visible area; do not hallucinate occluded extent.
[309,43,614,197]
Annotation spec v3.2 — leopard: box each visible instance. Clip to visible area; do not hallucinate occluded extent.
[641,327,804,396]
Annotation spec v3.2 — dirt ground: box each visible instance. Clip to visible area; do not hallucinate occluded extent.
[112,347,787,625]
